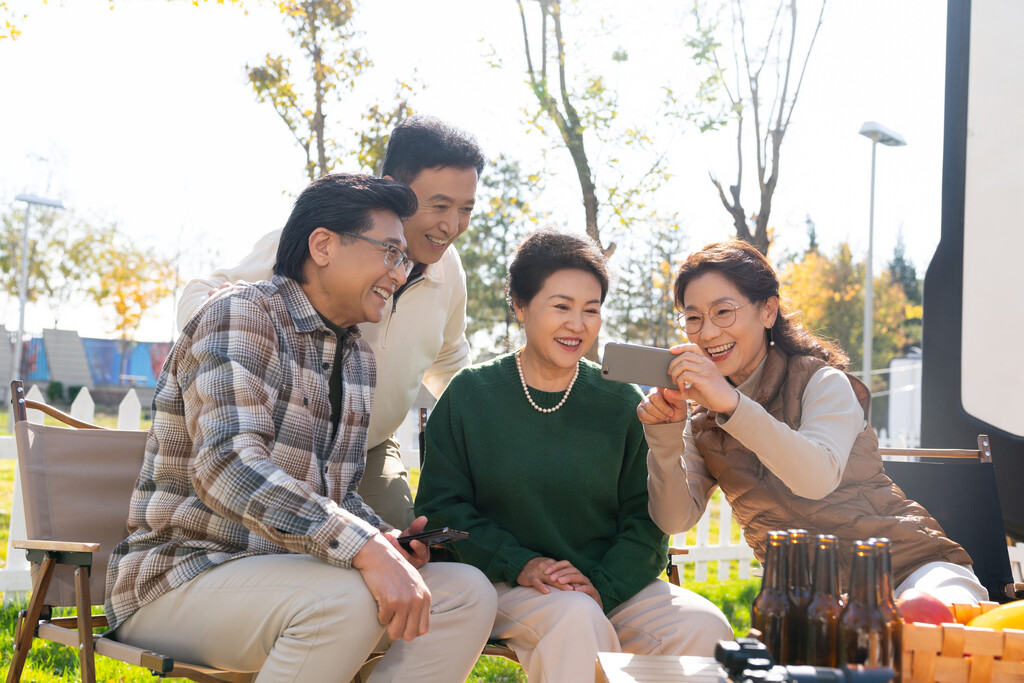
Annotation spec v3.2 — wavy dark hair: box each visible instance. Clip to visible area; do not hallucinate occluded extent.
[673,240,849,370]
[507,228,610,308]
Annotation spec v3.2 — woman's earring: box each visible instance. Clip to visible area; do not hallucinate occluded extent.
[768,328,775,347]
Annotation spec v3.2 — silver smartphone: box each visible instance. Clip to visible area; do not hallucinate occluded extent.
[601,342,676,389]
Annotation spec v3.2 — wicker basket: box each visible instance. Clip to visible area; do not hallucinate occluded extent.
[902,602,1024,683]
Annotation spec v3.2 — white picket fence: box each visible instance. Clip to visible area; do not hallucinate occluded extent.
[0,384,143,600]
[669,492,759,582]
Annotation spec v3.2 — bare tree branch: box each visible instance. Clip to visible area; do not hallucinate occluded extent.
[541,0,548,81]
[773,0,798,134]
[782,0,827,131]
[690,0,826,254]
[515,0,610,256]
[516,0,538,85]
[736,1,768,204]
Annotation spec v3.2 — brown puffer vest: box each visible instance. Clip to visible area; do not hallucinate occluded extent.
[691,348,971,591]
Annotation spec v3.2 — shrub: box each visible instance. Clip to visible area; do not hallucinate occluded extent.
[46,382,64,404]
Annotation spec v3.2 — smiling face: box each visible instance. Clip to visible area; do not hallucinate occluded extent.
[301,209,409,328]
[401,165,478,266]
[513,268,603,383]
[681,270,778,385]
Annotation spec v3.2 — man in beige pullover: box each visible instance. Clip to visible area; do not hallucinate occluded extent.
[177,116,483,528]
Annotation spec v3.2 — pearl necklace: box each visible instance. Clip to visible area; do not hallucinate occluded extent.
[515,349,580,414]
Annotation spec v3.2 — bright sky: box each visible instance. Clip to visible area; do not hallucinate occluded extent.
[0,0,947,344]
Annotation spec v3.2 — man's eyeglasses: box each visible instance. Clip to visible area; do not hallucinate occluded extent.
[347,232,414,275]
[676,301,754,335]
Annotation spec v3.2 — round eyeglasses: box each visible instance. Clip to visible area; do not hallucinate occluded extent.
[675,300,754,335]
[347,232,414,275]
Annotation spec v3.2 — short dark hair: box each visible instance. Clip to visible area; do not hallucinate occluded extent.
[507,228,610,309]
[381,115,485,185]
[274,173,418,283]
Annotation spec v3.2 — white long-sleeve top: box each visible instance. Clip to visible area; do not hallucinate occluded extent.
[644,357,867,536]
[176,229,472,449]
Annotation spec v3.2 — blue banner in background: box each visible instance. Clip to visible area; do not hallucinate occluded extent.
[81,338,121,385]
[79,338,172,387]
[20,338,50,382]
[15,335,172,388]
[127,341,172,386]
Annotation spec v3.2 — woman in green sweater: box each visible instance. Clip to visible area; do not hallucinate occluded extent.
[415,229,732,682]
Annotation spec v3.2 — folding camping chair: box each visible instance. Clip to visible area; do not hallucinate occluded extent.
[881,434,1024,602]
[5,380,256,683]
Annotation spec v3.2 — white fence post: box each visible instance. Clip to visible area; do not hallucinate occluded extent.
[737,528,753,579]
[693,506,711,582]
[717,501,734,581]
[117,389,141,430]
[70,386,96,422]
[669,493,758,584]
[1,385,143,601]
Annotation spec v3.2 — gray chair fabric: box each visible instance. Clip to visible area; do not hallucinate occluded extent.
[14,420,147,607]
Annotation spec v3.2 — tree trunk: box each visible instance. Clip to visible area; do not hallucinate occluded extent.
[309,12,327,179]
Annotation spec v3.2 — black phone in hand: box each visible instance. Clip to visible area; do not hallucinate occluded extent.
[397,527,469,551]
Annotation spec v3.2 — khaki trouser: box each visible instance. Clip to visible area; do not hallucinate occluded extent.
[358,437,415,530]
[116,554,497,683]
[492,578,733,683]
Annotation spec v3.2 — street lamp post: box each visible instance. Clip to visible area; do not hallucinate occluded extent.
[8,194,64,422]
[858,121,906,386]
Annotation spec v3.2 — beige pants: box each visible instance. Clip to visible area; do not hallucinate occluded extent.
[492,578,733,683]
[116,554,497,683]
[358,437,414,529]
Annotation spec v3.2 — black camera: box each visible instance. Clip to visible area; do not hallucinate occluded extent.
[715,639,895,683]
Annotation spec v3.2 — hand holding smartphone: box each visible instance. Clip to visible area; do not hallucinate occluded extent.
[601,342,677,389]
[397,527,469,552]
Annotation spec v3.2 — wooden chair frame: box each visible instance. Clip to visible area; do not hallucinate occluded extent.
[5,380,254,683]
[879,434,994,463]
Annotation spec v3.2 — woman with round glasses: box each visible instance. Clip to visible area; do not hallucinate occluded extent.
[638,240,987,604]
[415,229,732,682]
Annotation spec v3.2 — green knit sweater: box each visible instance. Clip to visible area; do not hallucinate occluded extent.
[414,353,668,614]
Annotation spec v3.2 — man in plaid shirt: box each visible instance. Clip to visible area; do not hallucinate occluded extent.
[105,174,497,681]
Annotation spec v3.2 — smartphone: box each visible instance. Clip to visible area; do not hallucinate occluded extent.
[601,342,676,389]
[397,527,469,551]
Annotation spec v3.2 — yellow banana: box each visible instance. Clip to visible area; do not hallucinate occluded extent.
[966,601,1024,631]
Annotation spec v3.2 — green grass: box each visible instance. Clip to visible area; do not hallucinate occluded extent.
[469,654,526,682]
[1,463,754,681]
[1,460,13,567]
[689,578,758,634]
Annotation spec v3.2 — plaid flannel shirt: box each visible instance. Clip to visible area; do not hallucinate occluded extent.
[105,276,387,631]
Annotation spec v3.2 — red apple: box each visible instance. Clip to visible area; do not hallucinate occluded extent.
[896,589,955,625]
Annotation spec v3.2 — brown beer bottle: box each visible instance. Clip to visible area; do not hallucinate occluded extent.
[751,530,789,664]
[806,534,843,667]
[869,537,903,677]
[786,529,812,665]
[838,541,887,667]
